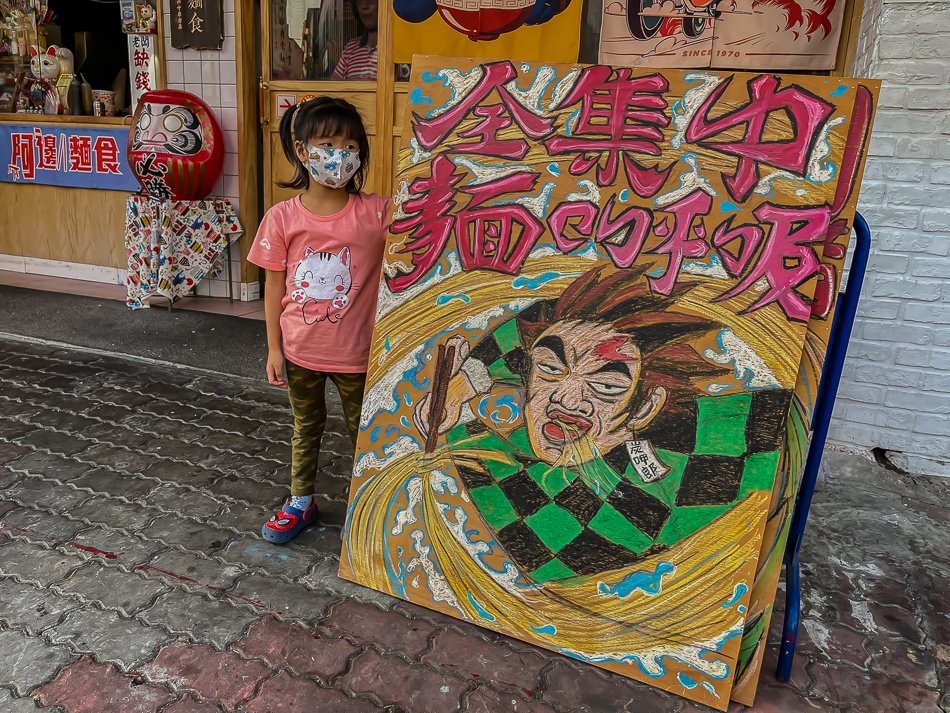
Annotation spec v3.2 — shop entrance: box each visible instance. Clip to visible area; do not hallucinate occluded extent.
[259,0,398,209]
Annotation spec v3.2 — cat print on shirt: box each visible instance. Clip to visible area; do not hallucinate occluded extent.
[290,246,353,324]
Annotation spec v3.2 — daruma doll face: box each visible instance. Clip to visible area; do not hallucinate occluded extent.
[128,89,224,201]
[435,0,535,39]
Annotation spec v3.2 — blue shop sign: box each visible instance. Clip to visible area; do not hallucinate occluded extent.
[0,123,139,191]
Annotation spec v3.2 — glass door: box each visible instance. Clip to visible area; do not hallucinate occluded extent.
[260,0,394,208]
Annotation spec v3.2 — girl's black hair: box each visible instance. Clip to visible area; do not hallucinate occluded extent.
[278,96,370,193]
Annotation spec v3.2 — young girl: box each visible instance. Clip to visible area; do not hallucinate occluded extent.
[248,97,389,544]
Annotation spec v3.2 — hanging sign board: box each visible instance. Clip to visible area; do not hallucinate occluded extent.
[170,0,224,50]
[128,33,158,112]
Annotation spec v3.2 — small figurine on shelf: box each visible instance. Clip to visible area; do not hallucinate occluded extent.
[29,45,59,81]
[136,1,157,33]
[23,44,71,113]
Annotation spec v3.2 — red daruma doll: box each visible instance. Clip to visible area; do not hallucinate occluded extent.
[128,89,224,201]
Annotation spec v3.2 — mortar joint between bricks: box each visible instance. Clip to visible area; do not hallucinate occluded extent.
[0,617,81,668]
[3,480,151,541]
[534,659,559,700]
[20,650,80,699]
[0,533,86,586]
[21,493,169,552]
[0,573,85,633]
[130,654,217,703]
[157,693,228,713]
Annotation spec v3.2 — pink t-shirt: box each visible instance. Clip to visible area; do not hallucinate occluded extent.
[248,193,390,373]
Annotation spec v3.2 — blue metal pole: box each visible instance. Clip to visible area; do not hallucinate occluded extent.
[776,212,871,681]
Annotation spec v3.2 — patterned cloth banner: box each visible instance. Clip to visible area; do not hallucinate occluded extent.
[125,195,243,309]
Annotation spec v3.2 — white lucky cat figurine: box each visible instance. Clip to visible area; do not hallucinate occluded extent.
[29,45,61,82]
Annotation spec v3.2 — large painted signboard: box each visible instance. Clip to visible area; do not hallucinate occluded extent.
[340,56,878,709]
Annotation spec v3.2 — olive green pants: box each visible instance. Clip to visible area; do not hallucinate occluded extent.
[286,360,365,497]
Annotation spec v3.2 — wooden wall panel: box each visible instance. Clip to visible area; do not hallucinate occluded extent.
[0,184,127,269]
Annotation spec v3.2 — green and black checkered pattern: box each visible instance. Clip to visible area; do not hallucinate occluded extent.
[447,316,791,584]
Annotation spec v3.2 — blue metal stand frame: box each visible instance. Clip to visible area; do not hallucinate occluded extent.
[776,212,871,681]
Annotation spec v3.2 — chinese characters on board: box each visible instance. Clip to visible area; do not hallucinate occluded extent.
[390,61,855,324]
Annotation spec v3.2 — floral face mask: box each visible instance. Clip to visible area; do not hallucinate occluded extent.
[303,145,360,189]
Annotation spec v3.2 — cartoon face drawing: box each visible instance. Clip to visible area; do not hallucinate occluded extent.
[132,102,203,156]
[290,247,352,309]
[524,319,644,464]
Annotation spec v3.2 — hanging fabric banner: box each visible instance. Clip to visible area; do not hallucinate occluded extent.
[599,0,847,70]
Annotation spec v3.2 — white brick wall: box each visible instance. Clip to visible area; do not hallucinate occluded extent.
[829,0,950,476]
[161,0,245,299]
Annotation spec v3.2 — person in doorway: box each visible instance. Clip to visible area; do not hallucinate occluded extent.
[248,97,390,543]
[331,0,378,80]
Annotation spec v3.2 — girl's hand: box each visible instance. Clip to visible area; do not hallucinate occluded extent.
[266,349,287,388]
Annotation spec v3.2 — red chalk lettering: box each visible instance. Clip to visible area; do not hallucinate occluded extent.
[715,203,831,322]
[412,61,554,158]
[648,190,713,295]
[547,200,598,253]
[545,68,673,197]
[595,196,652,268]
[387,155,464,293]
[455,171,544,274]
[685,75,835,203]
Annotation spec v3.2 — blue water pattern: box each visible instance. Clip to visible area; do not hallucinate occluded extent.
[547,162,561,176]
[435,293,471,305]
[598,562,675,598]
[531,624,557,635]
[467,592,496,621]
[829,84,849,97]
[721,201,740,213]
[512,272,568,290]
[722,583,749,609]
[677,673,698,689]
[477,392,520,425]
[409,88,433,106]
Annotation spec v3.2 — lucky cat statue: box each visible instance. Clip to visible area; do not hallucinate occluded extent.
[29,45,61,81]
[137,3,157,31]
[290,247,353,324]
[29,45,74,79]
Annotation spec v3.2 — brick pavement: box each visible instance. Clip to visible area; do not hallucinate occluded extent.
[0,336,947,713]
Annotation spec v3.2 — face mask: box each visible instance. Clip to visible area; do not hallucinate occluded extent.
[303,145,360,188]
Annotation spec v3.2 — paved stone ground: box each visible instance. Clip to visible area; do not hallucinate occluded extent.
[0,335,947,713]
